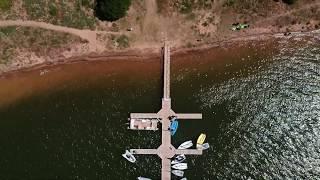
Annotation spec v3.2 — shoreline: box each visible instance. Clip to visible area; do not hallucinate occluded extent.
[1,29,319,78]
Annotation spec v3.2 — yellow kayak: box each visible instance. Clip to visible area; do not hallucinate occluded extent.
[197,133,206,145]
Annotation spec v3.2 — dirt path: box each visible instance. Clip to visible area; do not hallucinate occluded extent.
[142,0,167,41]
[0,20,122,51]
[145,0,157,17]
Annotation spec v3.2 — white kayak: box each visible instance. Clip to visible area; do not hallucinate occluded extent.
[122,150,136,163]
[178,140,193,149]
[172,163,188,170]
[202,143,210,150]
[171,154,186,164]
[137,177,151,180]
[197,142,210,150]
[172,170,184,177]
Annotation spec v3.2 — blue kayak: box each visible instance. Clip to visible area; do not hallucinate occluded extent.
[170,120,179,136]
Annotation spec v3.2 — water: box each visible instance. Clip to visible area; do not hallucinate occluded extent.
[0,36,319,179]
[197,37,320,179]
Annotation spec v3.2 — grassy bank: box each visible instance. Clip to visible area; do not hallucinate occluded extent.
[0,26,82,65]
[0,0,96,29]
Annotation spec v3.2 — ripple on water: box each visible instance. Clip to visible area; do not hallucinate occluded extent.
[198,38,320,179]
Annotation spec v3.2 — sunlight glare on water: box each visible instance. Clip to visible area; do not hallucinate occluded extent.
[198,37,320,179]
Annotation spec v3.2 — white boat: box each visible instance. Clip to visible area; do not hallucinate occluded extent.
[178,140,193,149]
[171,154,186,164]
[202,143,210,150]
[122,150,136,163]
[197,142,210,150]
[180,178,187,180]
[172,163,188,170]
[172,170,184,177]
[137,177,151,180]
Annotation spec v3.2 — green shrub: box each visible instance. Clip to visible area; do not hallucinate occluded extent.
[282,0,296,5]
[0,0,12,10]
[80,0,92,8]
[180,0,193,14]
[116,34,129,48]
[49,3,57,16]
[95,0,131,21]
[224,0,235,7]
[0,27,16,36]
[23,0,46,19]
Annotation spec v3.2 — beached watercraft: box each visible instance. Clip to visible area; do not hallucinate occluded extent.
[172,170,184,177]
[122,150,136,163]
[172,163,188,170]
[177,140,193,149]
[137,177,151,180]
[171,154,186,164]
[170,120,179,136]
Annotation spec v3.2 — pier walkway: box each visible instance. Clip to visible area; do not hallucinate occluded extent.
[129,42,203,180]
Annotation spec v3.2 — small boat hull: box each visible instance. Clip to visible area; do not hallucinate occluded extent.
[122,150,136,163]
[170,120,179,136]
[202,143,210,150]
[172,170,184,177]
[137,177,151,180]
[178,140,193,149]
[197,142,210,150]
[172,163,188,170]
[197,133,206,145]
[171,154,186,164]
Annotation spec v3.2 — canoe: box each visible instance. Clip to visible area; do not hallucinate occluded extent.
[122,150,136,163]
[178,140,193,149]
[197,133,206,145]
[172,170,184,177]
[170,120,179,136]
[137,177,151,180]
[171,154,186,164]
[172,163,188,170]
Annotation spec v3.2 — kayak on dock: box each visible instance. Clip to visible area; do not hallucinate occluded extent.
[172,163,188,170]
[171,154,186,164]
[172,170,184,177]
[177,140,193,149]
[170,119,179,136]
[122,150,136,163]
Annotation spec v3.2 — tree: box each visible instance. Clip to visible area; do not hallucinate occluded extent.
[282,0,296,5]
[95,0,131,21]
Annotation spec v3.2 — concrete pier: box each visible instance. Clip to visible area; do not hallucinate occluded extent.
[129,42,203,180]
